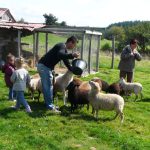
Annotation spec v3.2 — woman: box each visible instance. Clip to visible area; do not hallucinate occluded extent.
[118,39,142,82]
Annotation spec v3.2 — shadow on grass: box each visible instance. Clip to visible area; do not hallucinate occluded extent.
[60,106,116,122]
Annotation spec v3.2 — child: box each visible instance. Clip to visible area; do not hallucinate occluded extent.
[11,57,32,113]
[2,53,16,100]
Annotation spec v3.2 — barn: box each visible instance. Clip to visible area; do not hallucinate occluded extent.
[0,8,45,63]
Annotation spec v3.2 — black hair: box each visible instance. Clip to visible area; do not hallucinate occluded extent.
[66,36,78,44]
[130,39,138,45]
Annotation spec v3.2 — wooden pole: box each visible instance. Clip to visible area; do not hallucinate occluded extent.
[81,33,85,59]
[33,32,36,66]
[35,32,39,63]
[111,36,115,69]
[45,33,48,53]
[17,30,21,57]
[96,35,101,72]
[88,34,92,74]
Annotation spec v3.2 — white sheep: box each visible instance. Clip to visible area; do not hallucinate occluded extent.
[54,70,73,105]
[88,81,124,123]
[119,78,143,101]
[27,73,42,101]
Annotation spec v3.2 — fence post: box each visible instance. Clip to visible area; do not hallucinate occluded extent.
[17,30,21,57]
[88,34,92,74]
[33,32,36,67]
[35,32,39,64]
[111,36,115,69]
[81,33,85,59]
[96,35,101,72]
[45,33,48,53]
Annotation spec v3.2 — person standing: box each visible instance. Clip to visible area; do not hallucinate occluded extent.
[2,53,16,100]
[118,39,142,82]
[37,36,79,112]
[11,57,31,113]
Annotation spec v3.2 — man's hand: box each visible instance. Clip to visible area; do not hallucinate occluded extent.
[72,52,80,58]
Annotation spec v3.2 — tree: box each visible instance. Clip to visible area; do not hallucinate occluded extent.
[17,18,27,23]
[125,22,150,51]
[43,13,58,25]
[60,21,67,26]
[105,26,125,41]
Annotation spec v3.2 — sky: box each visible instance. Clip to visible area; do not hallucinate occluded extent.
[0,0,150,27]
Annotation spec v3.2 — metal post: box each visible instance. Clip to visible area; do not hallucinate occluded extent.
[17,30,21,57]
[81,33,85,59]
[96,35,101,72]
[111,36,115,69]
[88,34,92,74]
[45,33,48,53]
[33,32,36,66]
[35,32,39,63]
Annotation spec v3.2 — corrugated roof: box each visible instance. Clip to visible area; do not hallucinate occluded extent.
[0,22,45,31]
[0,8,8,17]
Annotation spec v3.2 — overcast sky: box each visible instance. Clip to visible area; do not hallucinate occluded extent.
[0,0,150,27]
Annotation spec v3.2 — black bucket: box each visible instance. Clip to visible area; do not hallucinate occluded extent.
[72,59,87,75]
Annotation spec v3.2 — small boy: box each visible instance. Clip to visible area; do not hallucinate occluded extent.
[2,53,16,100]
[11,57,32,113]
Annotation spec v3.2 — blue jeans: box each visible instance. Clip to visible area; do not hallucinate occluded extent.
[37,63,54,109]
[15,91,29,109]
[9,87,16,100]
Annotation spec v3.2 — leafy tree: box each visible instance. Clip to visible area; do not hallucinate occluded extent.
[125,22,150,51]
[60,21,67,26]
[17,18,27,23]
[105,26,125,41]
[43,13,58,25]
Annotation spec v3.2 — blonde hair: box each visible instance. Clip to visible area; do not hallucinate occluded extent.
[15,57,24,68]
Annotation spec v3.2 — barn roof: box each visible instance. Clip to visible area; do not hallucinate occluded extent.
[0,22,45,31]
[0,8,16,22]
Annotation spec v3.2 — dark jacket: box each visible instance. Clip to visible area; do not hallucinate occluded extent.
[118,45,142,72]
[2,63,15,87]
[39,43,74,71]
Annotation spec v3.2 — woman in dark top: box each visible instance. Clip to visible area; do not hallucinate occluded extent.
[118,39,142,82]
[37,36,79,112]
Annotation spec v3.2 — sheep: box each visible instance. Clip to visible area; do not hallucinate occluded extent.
[28,74,41,101]
[67,78,91,112]
[88,81,124,123]
[54,70,74,105]
[119,78,143,101]
[91,77,109,92]
[107,83,121,95]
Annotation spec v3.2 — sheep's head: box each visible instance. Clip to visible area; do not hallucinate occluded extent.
[89,81,101,93]
[119,77,126,86]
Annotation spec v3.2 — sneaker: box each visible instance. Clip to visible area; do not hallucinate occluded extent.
[51,107,61,114]
[26,106,32,113]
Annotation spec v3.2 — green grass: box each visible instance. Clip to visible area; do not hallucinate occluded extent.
[22,33,112,56]
[0,54,150,150]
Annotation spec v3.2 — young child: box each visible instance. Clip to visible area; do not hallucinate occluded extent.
[11,57,32,113]
[2,53,16,100]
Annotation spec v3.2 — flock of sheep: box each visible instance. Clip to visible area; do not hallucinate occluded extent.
[28,69,143,123]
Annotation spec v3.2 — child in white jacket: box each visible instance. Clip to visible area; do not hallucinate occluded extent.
[11,57,31,113]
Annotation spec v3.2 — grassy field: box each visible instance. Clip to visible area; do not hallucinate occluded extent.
[0,53,150,150]
[21,33,112,56]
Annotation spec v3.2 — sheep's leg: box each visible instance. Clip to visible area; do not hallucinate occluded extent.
[63,91,67,106]
[37,91,41,102]
[120,112,124,124]
[134,94,138,101]
[113,112,119,120]
[91,107,95,115]
[140,92,143,100]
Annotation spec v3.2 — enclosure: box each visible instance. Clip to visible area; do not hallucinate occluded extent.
[33,27,102,74]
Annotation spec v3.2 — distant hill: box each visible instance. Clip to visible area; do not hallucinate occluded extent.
[108,21,150,28]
